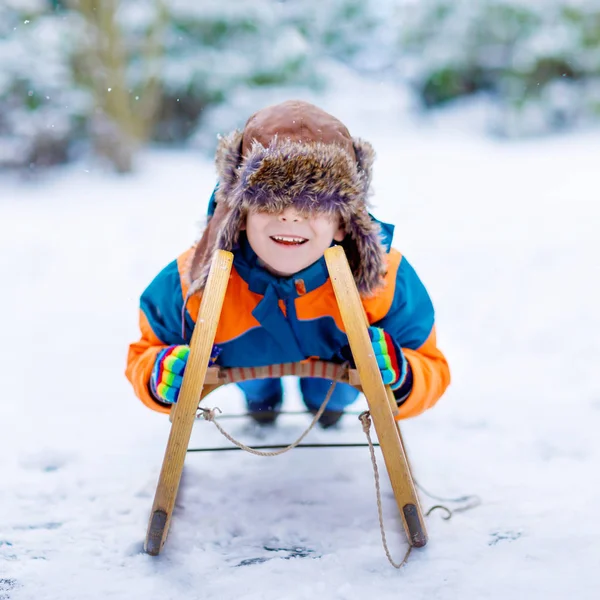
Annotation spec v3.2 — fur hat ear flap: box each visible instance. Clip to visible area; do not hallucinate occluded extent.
[186,200,230,296]
[215,203,244,252]
[189,202,245,293]
[215,130,244,200]
[352,138,375,196]
[343,208,387,296]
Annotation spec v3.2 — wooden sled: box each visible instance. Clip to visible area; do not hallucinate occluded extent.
[144,246,427,556]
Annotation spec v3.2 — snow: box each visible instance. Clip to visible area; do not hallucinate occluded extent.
[1,94,600,599]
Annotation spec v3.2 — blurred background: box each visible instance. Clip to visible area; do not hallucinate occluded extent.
[1,0,599,173]
[2,3,600,594]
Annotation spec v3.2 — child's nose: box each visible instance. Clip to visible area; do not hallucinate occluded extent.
[278,208,303,223]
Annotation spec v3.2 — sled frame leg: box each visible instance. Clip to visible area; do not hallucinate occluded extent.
[144,250,233,555]
[324,245,428,547]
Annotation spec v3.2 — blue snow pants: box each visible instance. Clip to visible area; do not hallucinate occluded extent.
[237,378,360,412]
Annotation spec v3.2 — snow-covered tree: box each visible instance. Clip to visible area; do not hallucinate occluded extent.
[3,0,378,171]
[2,0,599,172]
[392,0,600,136]
[0,0,91,170]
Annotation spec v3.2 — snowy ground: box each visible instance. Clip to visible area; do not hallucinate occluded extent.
[1,96,599,599]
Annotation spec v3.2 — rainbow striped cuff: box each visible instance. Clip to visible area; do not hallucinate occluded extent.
[150,345,190,404]
[368,327,408,391]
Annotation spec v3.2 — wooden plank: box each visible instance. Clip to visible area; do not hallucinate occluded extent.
[203,362,359,385]
[144,250,233,555]
[203,367,221,384]
[324,245,427,547]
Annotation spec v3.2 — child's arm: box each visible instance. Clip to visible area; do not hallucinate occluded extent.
[364,249,450,419]
[125,255,193,414]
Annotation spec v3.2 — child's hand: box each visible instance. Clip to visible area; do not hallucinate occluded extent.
[150,345,189,403]
[368,326,408,391]
[150,344,221,404]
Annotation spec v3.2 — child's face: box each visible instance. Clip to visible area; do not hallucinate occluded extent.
[243,206,345,277]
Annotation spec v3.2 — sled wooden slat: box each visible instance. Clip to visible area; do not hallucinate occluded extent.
[144,250,233,556]
[201,362,361,386]
[324,245,428,548]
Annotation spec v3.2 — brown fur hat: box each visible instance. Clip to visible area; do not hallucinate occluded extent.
[187,100,387,296]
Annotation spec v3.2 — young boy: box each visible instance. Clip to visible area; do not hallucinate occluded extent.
[125,100,450,428]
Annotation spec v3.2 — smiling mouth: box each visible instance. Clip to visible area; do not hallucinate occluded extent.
[270,235,308,246]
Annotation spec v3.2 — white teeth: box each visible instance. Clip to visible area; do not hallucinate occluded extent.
[272,236,306,243]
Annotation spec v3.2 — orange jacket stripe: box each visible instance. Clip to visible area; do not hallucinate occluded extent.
[213,269,263,343]
[125,310,171,414]
[178,248,263,344]
[295,249,403,329]
[397,326,450,419]
[362,249,402,324]
[294,280,345,330]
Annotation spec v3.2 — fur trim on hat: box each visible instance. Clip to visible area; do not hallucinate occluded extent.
[189,132,386,296]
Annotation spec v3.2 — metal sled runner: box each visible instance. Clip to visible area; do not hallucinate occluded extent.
[144,246,427,556]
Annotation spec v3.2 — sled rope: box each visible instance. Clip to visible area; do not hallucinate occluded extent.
[359,411,480,569]
[197,365,349,457]
[359,411,413,568]
[419,483,481,519]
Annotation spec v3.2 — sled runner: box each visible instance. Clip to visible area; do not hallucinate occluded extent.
[144,246,427,556]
